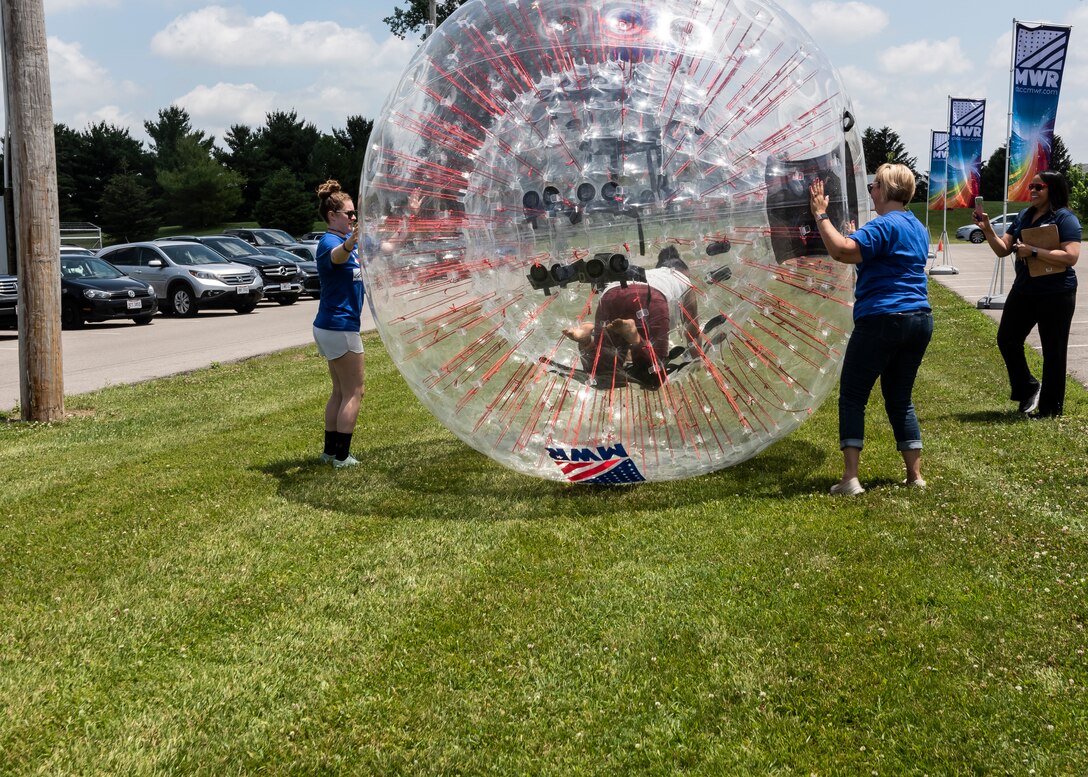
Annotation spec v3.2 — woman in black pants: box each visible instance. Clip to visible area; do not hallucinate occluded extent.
[975,170,1081,418]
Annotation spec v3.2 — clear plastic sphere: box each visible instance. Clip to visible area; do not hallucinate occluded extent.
[360,0,867,483]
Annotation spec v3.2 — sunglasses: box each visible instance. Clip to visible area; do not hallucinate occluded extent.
[866,181,877,192]
[1027,183,1048,192]
[336,209,357,219]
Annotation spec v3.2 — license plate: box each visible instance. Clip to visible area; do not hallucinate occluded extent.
[237,285,249,294]
[126,299,141,310]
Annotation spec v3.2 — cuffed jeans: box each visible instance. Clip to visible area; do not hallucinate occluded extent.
[997,286,1076,416]
[839,310,933,451]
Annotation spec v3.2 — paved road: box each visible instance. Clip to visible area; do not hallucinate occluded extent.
[0,298,374,413]
[2,242,1085,413]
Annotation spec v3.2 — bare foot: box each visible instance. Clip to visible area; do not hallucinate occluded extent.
[562,323,594,346]
[605,318,640,345]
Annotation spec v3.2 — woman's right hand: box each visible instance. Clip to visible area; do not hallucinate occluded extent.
[973,210,992,231]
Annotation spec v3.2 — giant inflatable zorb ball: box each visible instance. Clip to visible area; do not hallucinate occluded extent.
[360,0,867,484]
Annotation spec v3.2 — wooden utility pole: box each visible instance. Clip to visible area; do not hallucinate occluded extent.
[2,0,64,421]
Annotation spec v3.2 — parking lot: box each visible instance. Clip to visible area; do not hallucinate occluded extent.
[0,299,376,413]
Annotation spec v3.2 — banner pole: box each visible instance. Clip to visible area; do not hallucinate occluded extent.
[981,19,1019,309]
[931,96,957,275]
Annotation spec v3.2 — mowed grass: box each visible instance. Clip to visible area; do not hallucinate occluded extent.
[1,283,1087,775]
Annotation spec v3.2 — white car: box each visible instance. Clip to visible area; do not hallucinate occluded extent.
[956,213,1014,244]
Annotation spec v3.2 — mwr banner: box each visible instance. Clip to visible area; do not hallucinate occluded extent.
[1008,22,1072,202]
[928,131,948,211]
[947,98,985,209]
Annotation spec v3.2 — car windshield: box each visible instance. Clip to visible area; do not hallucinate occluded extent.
[202,236,257,258]
[254,229,296,246]
[257,246,299,261]
[61,256,125,280]
[160,244,230,266]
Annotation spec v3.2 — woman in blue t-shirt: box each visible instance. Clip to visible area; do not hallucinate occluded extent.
[809,163,933,496]
[975,170,1081,418]
[313,180,365,468]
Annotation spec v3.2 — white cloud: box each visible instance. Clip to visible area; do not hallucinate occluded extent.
[150,5,380,67]
[174,83,277,131]
[47,38,141,128]
[879,38,970,75]
[805,2,888,41]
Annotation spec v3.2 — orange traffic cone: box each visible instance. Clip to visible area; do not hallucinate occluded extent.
[936,237,943,252]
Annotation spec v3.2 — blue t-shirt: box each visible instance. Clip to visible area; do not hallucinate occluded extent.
[1008,206,1080,294]
[849,210,931,320]
[313,232,364,332]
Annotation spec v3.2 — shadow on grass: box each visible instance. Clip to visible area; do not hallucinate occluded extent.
[259,435,831,520]
[953,409,1024,424]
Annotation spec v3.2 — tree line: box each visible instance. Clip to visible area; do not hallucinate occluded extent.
[49,106,372,242]
[7,98,1082,246]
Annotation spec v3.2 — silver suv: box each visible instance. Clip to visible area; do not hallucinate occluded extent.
[98,241,263,317]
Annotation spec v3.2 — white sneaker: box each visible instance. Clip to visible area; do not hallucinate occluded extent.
[905,478,927,488]
[829,477,864,495]
[319,452,335,464]
[332,454,360,469]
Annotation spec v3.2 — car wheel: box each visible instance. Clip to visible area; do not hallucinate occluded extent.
[275,294,300,306]
[169,284,199,317]
[61,301,84,330]
[132,314,154,325]
[234,300,259,314]
[969,229,984,244]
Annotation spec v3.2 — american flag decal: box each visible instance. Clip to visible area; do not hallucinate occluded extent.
[547,444,646,484]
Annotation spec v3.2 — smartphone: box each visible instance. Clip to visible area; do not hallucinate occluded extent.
[974,195,984,218]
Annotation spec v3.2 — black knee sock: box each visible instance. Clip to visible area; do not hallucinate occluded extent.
[324,430,336,456]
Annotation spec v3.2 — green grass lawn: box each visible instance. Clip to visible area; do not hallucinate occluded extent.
[2,283,1087,774]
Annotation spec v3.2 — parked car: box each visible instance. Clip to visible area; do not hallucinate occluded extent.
[0,274,17,328]
[98,241,263,317]
[956,213,1014,244]
[297,231,325,242]
[249,245,317,301]
[60,254,158,328]
[223,227,300,248]
[158,235,303,305]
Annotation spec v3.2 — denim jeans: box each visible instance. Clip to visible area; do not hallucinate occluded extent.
[839,310,933,451]
[996,287,1076,416]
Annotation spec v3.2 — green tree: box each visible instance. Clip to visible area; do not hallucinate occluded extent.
[145,106,214,172]
[979,144,1007,202]
[54,123,85,222]
[385,0,465,38]
[158,137,243,229]
[69,122,153,223]
[1066,164,1088,222]
[253,167,317,236]
[862,126,918,174]
[218,124,262,220]
[307,115,374,191]
[256,111,322,191]
[97,173,161,243]
[1049,134,1072,176]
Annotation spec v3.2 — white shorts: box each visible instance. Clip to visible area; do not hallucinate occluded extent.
[313,326,363,360]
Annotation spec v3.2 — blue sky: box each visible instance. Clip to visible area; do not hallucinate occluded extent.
[8,0,1088,166]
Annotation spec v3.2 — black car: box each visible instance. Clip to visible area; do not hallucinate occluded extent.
[223,227,299,248]
[275,243,320,298]
[157,235,303,305]
[0,274,17,328]
[60,254,158,328]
